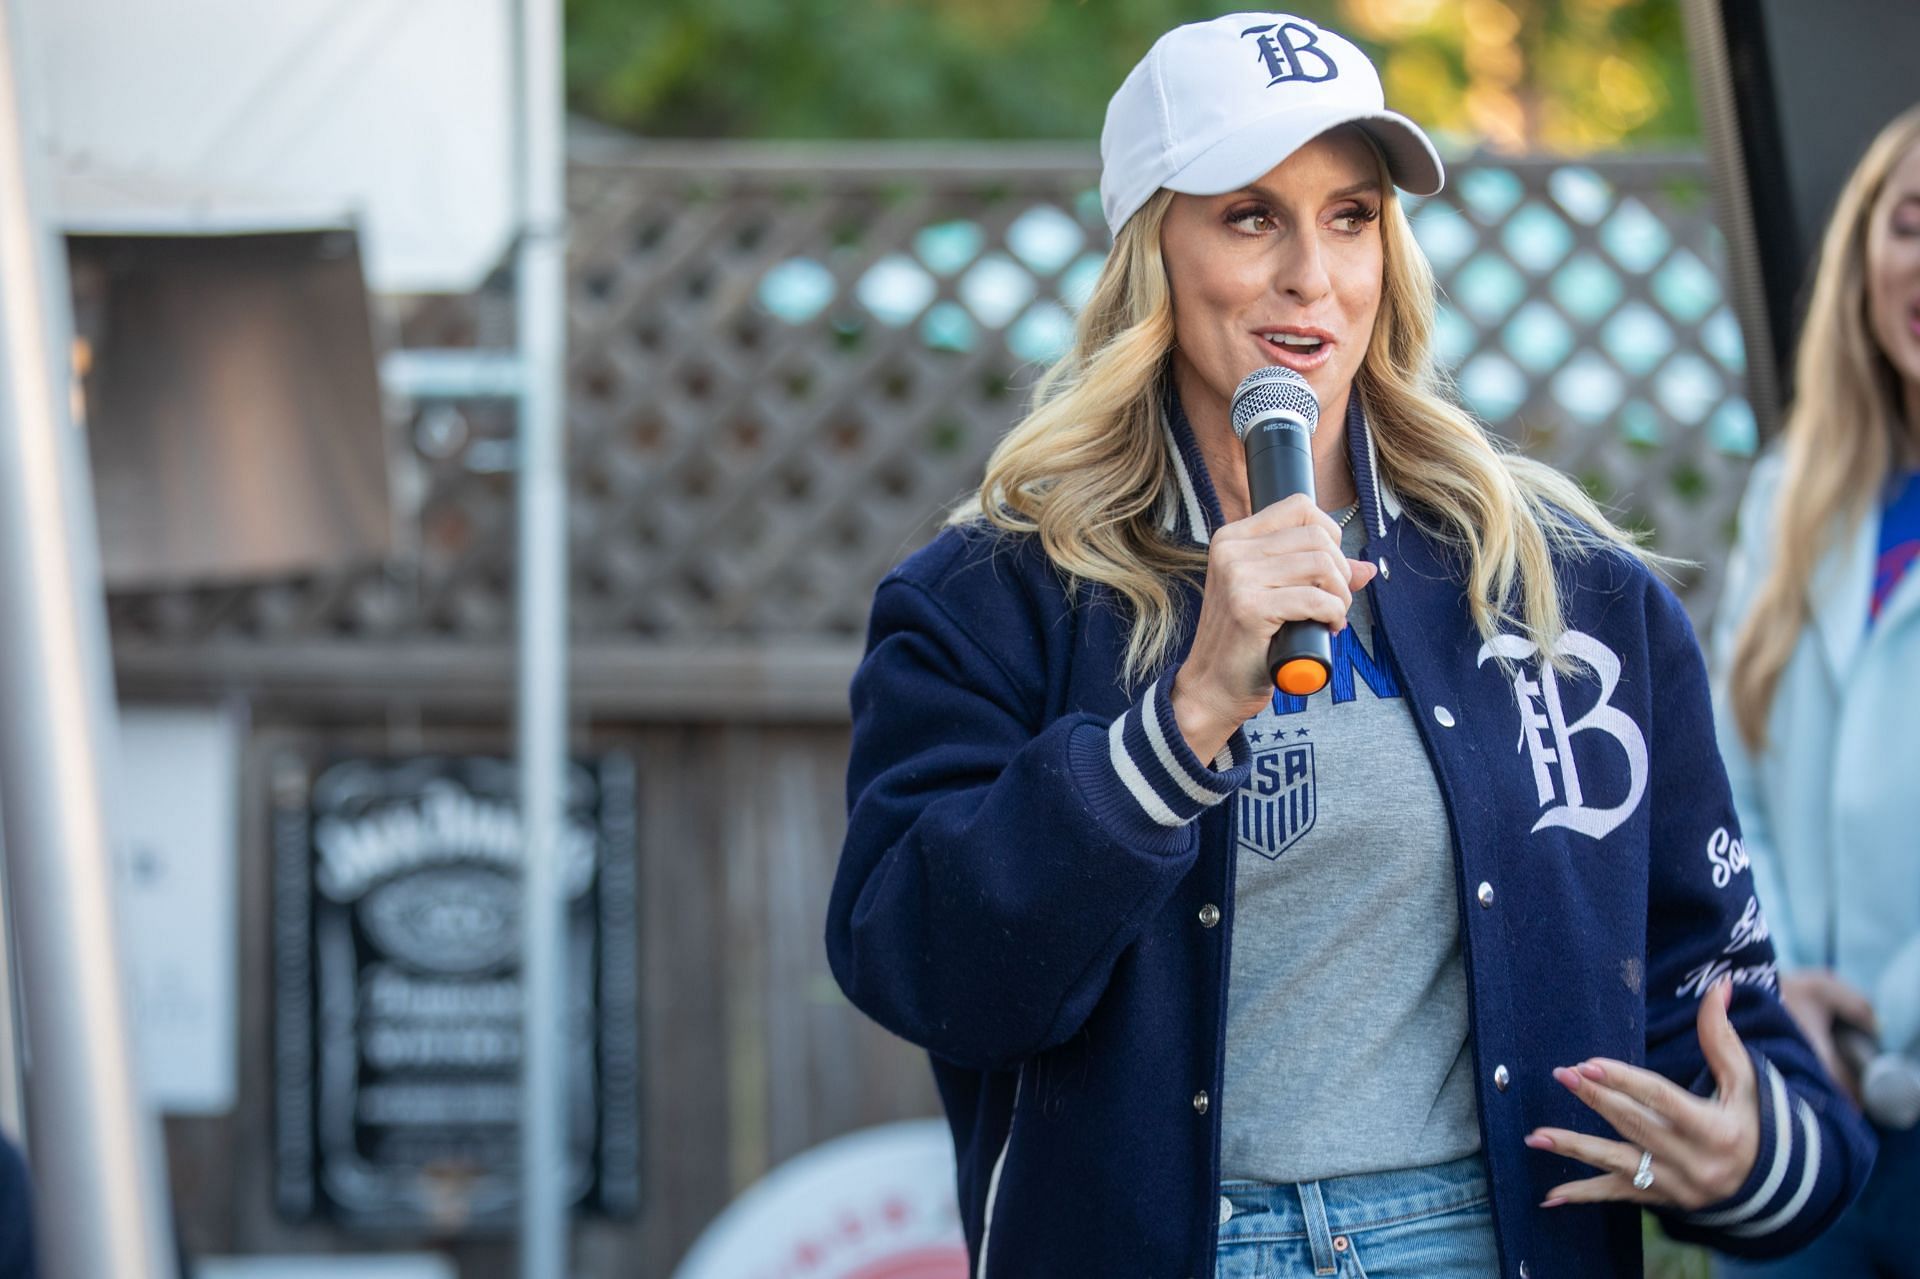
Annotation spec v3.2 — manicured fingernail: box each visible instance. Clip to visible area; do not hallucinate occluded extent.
[1578,1061,1607,1081]
[1553,1066,1582,1090]
[1524,1133,1555,1150]
[1723,978,1734,1009]
[1540,1196,1568,1209]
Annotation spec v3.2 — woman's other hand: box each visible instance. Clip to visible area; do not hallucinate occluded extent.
[1779,969,1877,1104]
[1171,493,1377,760]
[1525,978,1762,1212]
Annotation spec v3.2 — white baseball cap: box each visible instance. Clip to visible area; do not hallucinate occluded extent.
[1099,12,1444,238]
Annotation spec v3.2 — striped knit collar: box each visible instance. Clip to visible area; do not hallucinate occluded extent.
[1160,383,1403,544]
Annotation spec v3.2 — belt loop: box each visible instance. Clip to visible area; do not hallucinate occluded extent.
[1296,1180,1337,1275]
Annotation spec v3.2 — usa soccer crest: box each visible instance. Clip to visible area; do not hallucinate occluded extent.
[1236,737,1316,859]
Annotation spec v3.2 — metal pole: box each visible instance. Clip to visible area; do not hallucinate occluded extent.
[0,3,178,1276]
[514,0,569,1269]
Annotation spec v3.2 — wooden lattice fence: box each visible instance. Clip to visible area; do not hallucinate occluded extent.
[107,142,1759,715]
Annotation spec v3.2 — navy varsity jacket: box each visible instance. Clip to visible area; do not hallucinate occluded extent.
[825,393,1874,1278]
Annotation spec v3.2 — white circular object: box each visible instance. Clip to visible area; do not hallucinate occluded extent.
[671,1120,967,1279]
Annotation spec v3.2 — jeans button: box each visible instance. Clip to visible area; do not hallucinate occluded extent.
[1219,1195,1233,1225]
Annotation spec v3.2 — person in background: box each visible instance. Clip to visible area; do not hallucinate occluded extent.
[828,12,1873,1278]
[1712,102,1920,1279]
[0,1135,35,1278]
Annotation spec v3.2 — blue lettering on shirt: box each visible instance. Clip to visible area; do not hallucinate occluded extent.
[1271,620,1401,715]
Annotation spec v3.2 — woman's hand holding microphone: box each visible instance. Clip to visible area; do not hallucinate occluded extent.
[1170,493,1377,762]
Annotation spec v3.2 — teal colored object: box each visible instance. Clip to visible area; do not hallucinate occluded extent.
[1432,306,1475,371]
[921,301,976,353]
[1457,166,1523,223]
[1008,302,1075,364]
[1703,308,1747,374]
[1550,351,1624,424]
[1459,353,1527,422]
[914,220,985,276]
[1655,353,1720,426]
[1007,205,1085,276]
[1501,202,1573,274]
[1452,253,1526,325]
[1550,253,1624,324]
[1600,197,1670,273]
[1601,302,1675,377]
[1502,301,1573,374]
[1708,400,1757,457]
[1616,399,1663,447]
[1060,252,1105,312]
[958,252,1036,329]
[1652,249,1720,324]
[1547,166,1613,226]
[857,253,937,326]
[1411,202,1477,274]
[758,257,836,324]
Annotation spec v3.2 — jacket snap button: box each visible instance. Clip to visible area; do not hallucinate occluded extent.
[1433,705,1456,728]
[1199,903,1221,928]
[1494,1064,1511,1091]
[1378,556,1390,580]
[1519,1264,1530,1279]
[1192,1090,1209,1115]
[1477,881,1495,908]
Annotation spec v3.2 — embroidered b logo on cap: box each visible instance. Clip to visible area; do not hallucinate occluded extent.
[1241,19,1340,86]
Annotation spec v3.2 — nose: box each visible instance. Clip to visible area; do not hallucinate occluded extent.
[1274,232,1332,306]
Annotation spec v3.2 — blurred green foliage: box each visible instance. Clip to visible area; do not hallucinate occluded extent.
[1647,1211,1715,1279]
[565,0,1700,150]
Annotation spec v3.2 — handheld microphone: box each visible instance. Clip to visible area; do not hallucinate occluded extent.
[1229,367,1330,697]
[1835,1019,1920,1130]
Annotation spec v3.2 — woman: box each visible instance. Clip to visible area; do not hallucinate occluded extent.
[1712,103,1920,1278]
[826,14,1872,1278]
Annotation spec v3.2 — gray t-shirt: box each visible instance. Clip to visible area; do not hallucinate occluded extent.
[1218,515,1482,1186]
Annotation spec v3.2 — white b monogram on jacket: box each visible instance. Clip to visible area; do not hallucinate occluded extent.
[1477,631,1649,840]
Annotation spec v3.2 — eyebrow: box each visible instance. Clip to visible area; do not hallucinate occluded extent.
[1236,178,1382,203]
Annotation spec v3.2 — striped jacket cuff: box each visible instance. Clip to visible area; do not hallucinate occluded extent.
[1681,1051,1837,1242]
[1068,665,1251,850]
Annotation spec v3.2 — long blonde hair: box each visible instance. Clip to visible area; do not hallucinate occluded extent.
[960,141,1651,684]
[1729,104,1920,750]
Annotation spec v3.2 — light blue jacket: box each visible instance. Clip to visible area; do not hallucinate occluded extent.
[1711,451,1920,1056]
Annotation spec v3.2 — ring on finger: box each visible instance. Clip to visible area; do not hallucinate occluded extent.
[1632,1149,1655,1191]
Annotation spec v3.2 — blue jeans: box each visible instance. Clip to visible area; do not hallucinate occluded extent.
[1714,1121,1920,1279]
[1215,1154,1498,1278]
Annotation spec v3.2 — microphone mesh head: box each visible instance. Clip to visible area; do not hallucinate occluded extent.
[1230,366,1320,441]
[1863,1055,1920,1130]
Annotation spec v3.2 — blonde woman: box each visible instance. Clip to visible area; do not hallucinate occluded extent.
[826,13,1871,1278]
[1712,103,1920,1279]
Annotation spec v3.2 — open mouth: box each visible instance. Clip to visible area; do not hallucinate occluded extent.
[1257,329,1333,369]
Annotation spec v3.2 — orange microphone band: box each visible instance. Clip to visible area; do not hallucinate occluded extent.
[1273,656,1329,697]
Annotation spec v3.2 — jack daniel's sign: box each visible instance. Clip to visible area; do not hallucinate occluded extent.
[272,753,640,1233]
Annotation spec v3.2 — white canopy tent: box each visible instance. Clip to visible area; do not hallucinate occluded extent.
[33,0,515,293]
